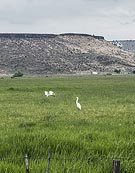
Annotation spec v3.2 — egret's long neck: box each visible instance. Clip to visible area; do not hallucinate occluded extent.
[76,97,78,103]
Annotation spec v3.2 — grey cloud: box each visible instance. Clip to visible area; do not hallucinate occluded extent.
[0,0,135,39]
[0,0,96,24]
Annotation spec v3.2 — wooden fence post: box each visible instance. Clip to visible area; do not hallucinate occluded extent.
[25,154,29,173]
[46,146,51,173]
[112,159,120,173]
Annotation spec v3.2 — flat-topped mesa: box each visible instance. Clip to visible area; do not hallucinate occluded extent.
[59,33,104,40]
[0,33,58,39]
[0,32,134,75]
[0,33,104,40]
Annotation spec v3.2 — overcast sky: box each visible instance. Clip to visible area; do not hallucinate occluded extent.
[0,0,134,40]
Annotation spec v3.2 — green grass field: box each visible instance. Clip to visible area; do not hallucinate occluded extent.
[0,75,135,173]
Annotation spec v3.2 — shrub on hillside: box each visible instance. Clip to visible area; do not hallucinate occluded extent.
[114,68,121,73]
[11,71,23,78]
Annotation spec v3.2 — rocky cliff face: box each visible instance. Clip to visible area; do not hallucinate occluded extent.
[0,33,135,75]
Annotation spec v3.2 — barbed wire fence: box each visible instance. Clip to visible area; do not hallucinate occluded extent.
[0,146,121,173]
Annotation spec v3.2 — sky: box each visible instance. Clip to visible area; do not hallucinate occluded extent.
[0,0,135,40]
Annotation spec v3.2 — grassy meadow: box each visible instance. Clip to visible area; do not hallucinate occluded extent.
[0,75,135,172]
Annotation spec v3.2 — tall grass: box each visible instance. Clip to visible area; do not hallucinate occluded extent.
[0,75,135,172]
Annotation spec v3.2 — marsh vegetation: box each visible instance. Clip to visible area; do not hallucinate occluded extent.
[0,75,135,172]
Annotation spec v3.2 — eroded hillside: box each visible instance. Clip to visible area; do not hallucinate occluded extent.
[0,33,135,75]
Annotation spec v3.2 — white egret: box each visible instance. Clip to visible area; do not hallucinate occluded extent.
[76,97,81,110]
[44,91,49,97]
[48,91,55,96]
[44,91,55,97]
